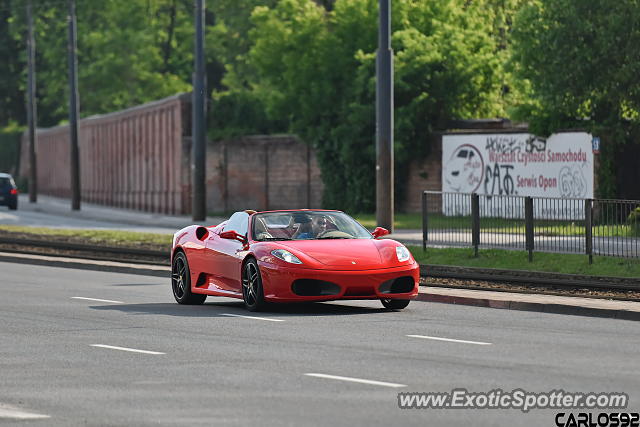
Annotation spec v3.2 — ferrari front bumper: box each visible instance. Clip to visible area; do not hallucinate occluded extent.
[258,261,420,302]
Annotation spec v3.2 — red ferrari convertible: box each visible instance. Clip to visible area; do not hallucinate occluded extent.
[171,209,419,311]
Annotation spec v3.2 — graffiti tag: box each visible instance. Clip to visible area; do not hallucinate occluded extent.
[484,163,516,196]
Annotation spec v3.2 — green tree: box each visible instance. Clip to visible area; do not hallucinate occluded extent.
[207,0,279,91]
[245,0,505,212]
[7,0,193,127]
[206,0,284,139]
[78,0,192,115]
[511,0,640,197]
[0,0,25,128]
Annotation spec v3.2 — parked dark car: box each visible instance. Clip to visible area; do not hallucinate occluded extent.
[0,173,18,210]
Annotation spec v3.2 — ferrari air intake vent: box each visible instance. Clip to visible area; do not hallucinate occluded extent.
[195,226,209,241]
[291,279,341,296]
[378,276,415,294]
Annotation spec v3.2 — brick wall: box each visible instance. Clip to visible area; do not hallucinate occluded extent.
[202,135,324,213]
[402,135,443,213]
[21,94,189,214]
[20,94,324,215]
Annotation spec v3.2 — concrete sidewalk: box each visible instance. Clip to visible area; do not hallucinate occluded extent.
[17,194,226,231]
[1,250,638,320]
[416,286,640,320]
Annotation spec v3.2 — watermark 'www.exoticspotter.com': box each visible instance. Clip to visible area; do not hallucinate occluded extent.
[398,389,629,413]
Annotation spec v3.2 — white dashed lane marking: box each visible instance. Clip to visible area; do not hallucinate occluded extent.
[72,297,124,304]
[90,344,165,355]
[0,403,50,420]
[304,373,407,388]
[220,313,285,322]
[407,334,492,345]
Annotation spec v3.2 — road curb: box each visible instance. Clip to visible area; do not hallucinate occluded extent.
[422,264,640,291]
[415,289,640,320]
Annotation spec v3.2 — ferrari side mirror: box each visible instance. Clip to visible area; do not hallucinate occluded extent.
[220,230,247,244]
[372,227,390,239]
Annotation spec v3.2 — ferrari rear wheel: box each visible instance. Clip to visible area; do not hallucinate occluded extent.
[172,251,206,305]
[242,258,266,312]
[381,298,410,310]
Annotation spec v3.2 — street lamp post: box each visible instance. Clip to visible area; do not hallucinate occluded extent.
[192,0,206,221]
[26,0,38,203]
[376,0,394,232]
[67,0,80,210]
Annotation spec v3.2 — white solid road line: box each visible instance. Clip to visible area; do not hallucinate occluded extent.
[72,296,124,304]
[407,334,492,346]
[0,403,50,420]
[90,344,165,355]
[220,313,285,322]
[304,373,407,388]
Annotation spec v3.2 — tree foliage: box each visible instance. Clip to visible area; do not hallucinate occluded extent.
[511,0,640,197]
[205,0,284,139]
[0,0,26,127]
[242,0,507,212]
[5,0,194,127]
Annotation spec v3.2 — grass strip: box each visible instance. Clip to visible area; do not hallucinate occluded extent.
[0,225,172,248]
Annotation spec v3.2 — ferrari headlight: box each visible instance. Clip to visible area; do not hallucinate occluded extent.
[396,245,411,262]
[271,249,302,264]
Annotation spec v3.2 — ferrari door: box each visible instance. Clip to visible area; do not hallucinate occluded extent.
[204,212,248,293]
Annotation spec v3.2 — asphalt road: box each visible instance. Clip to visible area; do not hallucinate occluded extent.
[0,196,180,234]
[0,208,175,234]
[1,261,639,426]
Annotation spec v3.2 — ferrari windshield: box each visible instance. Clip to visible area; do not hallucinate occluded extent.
[252,211,372,241]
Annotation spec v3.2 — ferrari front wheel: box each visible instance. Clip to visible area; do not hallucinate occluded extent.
[242,259,266,312]
[381,298,410,310]
[171,252,207,305]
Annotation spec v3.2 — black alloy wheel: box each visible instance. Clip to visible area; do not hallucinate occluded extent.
[171,251,206,305]
[242,258,266,312]
[381,298,411,310]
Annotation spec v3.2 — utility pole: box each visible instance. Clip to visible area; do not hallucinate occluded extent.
[191,0,206,221]
[67,0,80,210]
[376,0,394,232]
[26,0,37,203]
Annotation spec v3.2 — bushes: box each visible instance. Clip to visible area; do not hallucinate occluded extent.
[208,90,286,141]
[628,207,640,236]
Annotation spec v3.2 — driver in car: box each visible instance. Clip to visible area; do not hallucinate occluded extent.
[292,214,328,239]
[292,214,312,239]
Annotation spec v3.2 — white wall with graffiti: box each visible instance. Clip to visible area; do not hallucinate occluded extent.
[441,132,594,218]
